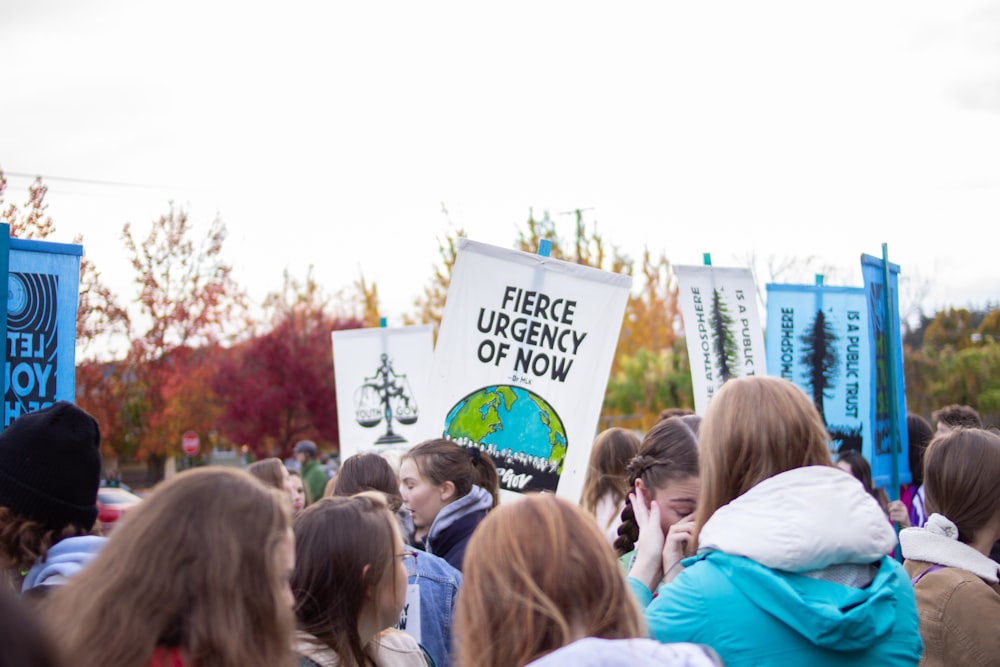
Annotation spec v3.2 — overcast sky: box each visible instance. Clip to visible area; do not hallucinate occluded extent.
[3,0,999,342]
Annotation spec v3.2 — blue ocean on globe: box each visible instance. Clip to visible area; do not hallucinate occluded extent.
[444,384,567,469]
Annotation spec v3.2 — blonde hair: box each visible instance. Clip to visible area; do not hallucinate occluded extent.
[694,377,831,547]
[579,428,641,518]
[247,457,287,491]
[455,494,644,667]
[44,468,294,667]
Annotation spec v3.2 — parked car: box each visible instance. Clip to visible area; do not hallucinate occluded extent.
[97,487,143,533]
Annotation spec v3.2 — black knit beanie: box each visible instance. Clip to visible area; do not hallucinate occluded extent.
[0,402,102,530]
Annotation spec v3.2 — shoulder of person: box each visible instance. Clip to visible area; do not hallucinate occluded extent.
[370,629,429,667]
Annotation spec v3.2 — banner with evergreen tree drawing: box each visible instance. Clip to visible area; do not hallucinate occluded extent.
[332,324,436,461]
[765,284,873,462]
[861,254,911,488]
[675,265,766,415]
[427,238,631,502]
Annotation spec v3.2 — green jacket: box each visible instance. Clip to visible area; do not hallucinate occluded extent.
[301,460,327,503]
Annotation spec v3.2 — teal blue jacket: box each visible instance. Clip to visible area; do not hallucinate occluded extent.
[628,467,923,667]
[630,553,921,666]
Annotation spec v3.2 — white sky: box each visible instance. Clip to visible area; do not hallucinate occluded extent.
[3,0,999,347]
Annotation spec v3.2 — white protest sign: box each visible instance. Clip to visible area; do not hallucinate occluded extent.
[427,239,632,502]
[675,264,766,414]
[332,325,436,461]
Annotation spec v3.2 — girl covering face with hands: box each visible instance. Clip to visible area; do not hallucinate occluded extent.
[614,416,701,591]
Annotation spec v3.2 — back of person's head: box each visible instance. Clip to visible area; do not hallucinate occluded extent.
[456,494,644,667]
[0,588,63,667]
[333,453,403,511]
[292,493,401,666]
[45,468,294,667]
[248,457,287,491]
[696,377,831,541]
[656,407,695,424]
[906,413,934,487]
[402,439,499,508]
[836,450,875,496]
[923,428,1000,545]
[294,440,318,459]
[614,417,699,556]
[580,428,641,516]
[0,403,102,577]
[932,404,982,431]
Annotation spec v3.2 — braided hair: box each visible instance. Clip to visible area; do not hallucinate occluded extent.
[614,416,700,556]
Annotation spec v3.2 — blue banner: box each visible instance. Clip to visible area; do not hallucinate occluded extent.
[860,253,910,489]
[766,283,872,461]
[4,236,82,427]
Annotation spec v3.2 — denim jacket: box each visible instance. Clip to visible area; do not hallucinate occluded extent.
[398,548,462,667]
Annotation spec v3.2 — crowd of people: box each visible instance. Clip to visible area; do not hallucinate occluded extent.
[0,379,998,666]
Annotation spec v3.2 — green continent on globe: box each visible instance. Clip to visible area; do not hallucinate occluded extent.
[531,394,567,469]
[447,389,505,443]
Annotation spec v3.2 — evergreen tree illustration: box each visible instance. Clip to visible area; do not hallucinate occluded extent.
[710,288,738,382]
[800,309,839,424]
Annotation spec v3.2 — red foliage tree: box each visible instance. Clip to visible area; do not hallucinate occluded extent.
[214,270,362,459]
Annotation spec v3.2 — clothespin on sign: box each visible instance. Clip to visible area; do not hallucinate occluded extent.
[703,253,712,266]
[538,239,553,257]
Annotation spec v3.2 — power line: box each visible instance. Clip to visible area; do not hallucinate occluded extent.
[3,171,177,191]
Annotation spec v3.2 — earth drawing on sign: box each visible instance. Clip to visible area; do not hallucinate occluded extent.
[444,385,567,494]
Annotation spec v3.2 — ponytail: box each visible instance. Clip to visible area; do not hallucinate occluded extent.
[467,446,499,509]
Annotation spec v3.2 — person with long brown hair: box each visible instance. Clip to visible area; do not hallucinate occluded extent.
[900,427,1000,666]
[579,428,641,546]
[399,439,497,570]
[332,452,463,667]
[292,493,427,667]
[454,493,720,667]
[633,377,922,666]
[614,416,700,588]
[43,467,296,667]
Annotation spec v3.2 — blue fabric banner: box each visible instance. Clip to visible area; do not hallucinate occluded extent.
[4,237,82,427]
[860,254,911,488]
[766,284,872,462]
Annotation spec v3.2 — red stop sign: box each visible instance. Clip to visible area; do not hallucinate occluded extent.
[181,431,200,456]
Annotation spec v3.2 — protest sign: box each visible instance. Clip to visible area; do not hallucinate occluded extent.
[2,229,82,427]
[426,239,631,501]
[675,264,766,414]
[332,324,436,461]
[861,251,911,489]
[766,283,872,459]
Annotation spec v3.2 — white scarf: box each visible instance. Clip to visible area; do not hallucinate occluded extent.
[899,513,1000,583]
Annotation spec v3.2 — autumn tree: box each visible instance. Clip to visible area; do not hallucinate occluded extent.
[0,170,129,356]
[119,204,246,480]
[923,308,976,350]
[409,215,466,331]
[215,269,362,458]
[602,343,693,431]
[354,273,382,328]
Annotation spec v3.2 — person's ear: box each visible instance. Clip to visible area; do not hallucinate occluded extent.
[361,563,374,599]
[634,478,652,506]
[439,481,456,503]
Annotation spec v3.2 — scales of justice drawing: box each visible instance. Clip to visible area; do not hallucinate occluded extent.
[353,353,419,444]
